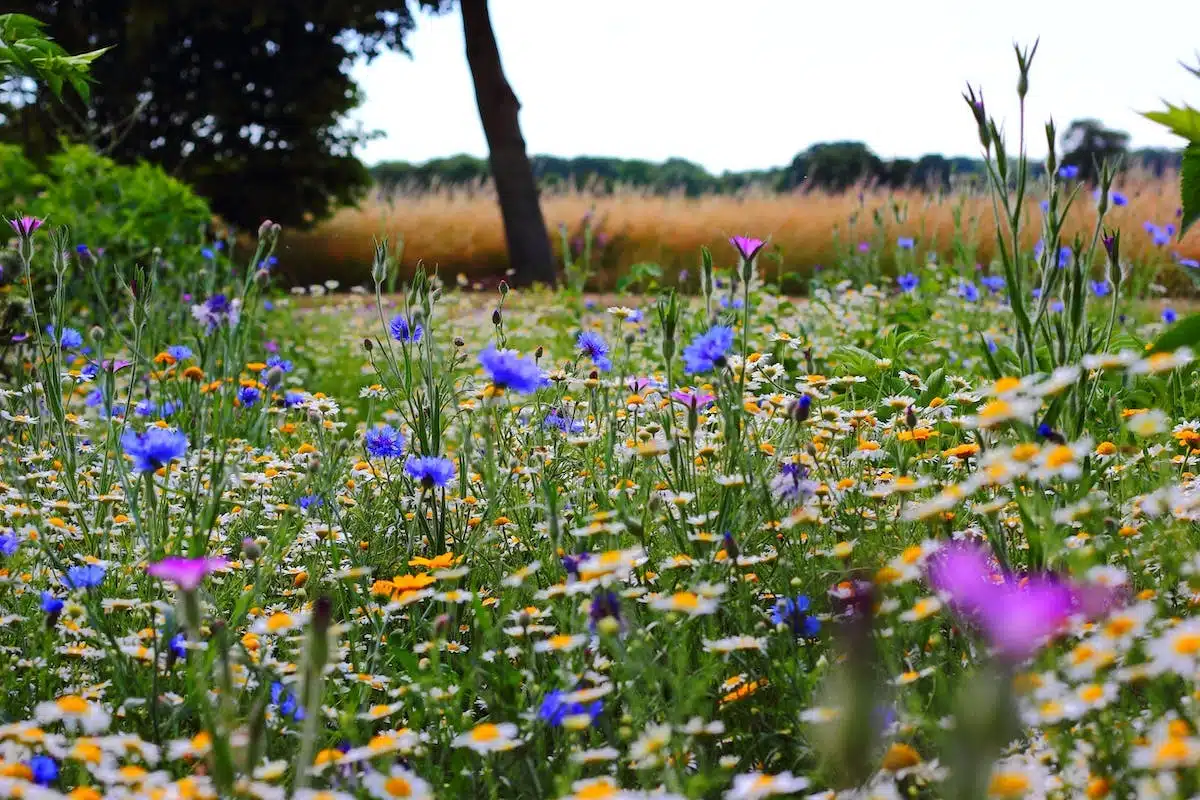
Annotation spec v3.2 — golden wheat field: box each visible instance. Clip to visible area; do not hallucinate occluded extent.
[280,173,1200,290]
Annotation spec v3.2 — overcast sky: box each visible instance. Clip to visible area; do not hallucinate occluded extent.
[350,0,1200,172]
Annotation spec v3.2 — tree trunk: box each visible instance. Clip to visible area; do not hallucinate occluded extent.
[460,0,556,287]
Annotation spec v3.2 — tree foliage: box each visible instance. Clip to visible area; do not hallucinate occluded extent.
[1060,118,1130,183]
[0,1,448,230]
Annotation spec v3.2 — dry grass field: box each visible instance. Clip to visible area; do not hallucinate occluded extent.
[277,173,1200,291]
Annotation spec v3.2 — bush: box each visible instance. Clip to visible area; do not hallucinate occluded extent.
[2,143,211,264]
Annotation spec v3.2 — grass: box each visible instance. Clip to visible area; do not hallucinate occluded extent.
[279,173,1200,293]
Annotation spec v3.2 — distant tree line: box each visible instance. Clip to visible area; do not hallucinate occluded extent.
[372,123,1183,195]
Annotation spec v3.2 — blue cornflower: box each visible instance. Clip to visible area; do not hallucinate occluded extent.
[121,428,188,473]
[1111,191,1128,207]
[405,456,456,488]
[364,425,405,459]
[896,273,919,293]
[479,344,544,393]
[1039,200,1049,213]
[1153,228,1171,247]
[588,590,622,632]
[62,564,106,590]
[284,391,306,408]
[266,355,293,373]
[980,275,1005,294]
[897,237,915,250]
[298,494,324,511]
[0,533,18,557]
[1050,299,1065,313]
[985,336,998,354]
[167,345,193,361]
[1031,287,1043,300]
[543,408,583,434]
[201,247,216,261]
[1058,247,1073,268]
[1090,280,1111,297]
[80,363,99,381]
[577,331,612,371]
[1058,165,1080,179]
[682,325,734,374]
[270,681,305,721]
[771,595,820,638]
[538,689,603,727]
[1181,258,1200,269]
[40,592,64,616]
[1163,307,1178,324]
[237,386,262,407]
[718,296,745,310]
[28,755,58,786]
[388,314,424,343]
[958,282,980,303]
[169,632,187,659]
[59,328,83,349]
[1033,240,1045,259]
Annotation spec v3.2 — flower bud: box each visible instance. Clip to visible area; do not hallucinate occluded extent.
[241,537,262,561]
[492,309,502,326]
[454,337,465,348]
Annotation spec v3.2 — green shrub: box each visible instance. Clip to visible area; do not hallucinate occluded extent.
[6,143,212,263]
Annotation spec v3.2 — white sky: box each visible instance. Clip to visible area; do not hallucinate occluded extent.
[350,0,1200,172]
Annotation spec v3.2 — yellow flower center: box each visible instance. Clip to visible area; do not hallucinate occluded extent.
[383,776,413,797]
[472,723,501,742]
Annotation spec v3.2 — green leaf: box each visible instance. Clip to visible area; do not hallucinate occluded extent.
[1149,311,1200,353]
[1142,105,1200,142]
[1182,144,1200,238]
[916,368,945,407]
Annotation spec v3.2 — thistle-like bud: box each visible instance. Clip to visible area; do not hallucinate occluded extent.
[535,345,544,360]
[498,280,509,296]
[371,238,389,286]
[492,309,502,327]
[905,405,918,429]
[257,219,274,240]
[963,85,991,152]
[241,537,262,561]
[362,338,373,352]
[264,366,284,389]
[89,326,105,343]
[453,337,465,348]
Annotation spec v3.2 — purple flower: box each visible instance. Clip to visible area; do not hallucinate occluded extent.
[729,235,766,262]
[897,237,915,250]
[1163,307,1177,324]
[670,389,714,409]
[897,273,919,293]
[1111,191,1128,207]
[1180,258,1200,269]
[1058,165,1079,180]
[8,216,43,237]
[927,543,1076,661]
[857,241,871,253]
[146,556,228,591]
[958,282,979,303]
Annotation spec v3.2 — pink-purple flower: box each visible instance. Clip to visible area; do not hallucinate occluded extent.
[729,235,766,262]
[927,542,1077,661]
[670,389,715,409]
[8,216,43,237]
[146,556,228,591]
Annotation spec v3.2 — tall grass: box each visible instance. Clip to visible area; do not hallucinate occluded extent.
[279,172,1200,291]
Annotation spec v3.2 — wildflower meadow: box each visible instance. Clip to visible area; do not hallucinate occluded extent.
[6,27,1200,800]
